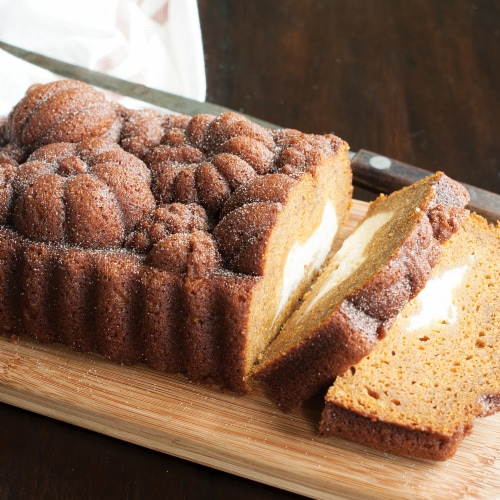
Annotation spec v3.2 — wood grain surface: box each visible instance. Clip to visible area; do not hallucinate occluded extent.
[1,200,499,500]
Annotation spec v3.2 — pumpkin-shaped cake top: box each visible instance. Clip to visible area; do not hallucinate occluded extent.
[8,138,155,249]
[5,80,121,160]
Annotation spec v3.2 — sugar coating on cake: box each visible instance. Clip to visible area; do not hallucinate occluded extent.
[253,172,470,412]
[121,109,285,215]
[2,80,122,164]
[8,138,155,248]
[0,80,353,393]
[320,213,500,460]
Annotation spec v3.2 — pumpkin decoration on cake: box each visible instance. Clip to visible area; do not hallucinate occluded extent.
[6,138,155,248]
[2,80,122,163]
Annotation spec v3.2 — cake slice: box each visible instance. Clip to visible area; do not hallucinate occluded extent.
[320,213,500,460]
[253,172,470,411]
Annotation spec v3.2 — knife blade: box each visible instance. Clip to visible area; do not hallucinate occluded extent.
[1,40,499,221]
[0,41,276,129]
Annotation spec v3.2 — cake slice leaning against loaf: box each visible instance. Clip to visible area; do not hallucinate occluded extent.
[319,213,500,460]
[252,172,470,412]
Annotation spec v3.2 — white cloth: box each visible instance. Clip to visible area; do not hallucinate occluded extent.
[0,0,206,116]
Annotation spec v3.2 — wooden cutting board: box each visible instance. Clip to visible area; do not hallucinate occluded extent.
[1,200,499,500]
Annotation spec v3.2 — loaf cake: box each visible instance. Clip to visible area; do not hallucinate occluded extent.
[320,213,500,460]
[0,79,352,394]
[253,173,470,411]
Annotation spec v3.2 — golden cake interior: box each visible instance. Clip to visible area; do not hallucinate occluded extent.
[256,174,449,368]
[243,145,351,376]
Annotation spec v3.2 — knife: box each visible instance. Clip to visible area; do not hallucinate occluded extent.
[0,41,273,128]
[1,41,499,222]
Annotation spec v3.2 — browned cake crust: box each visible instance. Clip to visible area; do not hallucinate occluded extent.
[7,138,155,248]
[0,80,352,394]
[319,403,467,460]
[253,173,469,412]
[320,214,500,460]
[3,80,122,163]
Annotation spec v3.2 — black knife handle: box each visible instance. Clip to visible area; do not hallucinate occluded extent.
[350,149,500,223]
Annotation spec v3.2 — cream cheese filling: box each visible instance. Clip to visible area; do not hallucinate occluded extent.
[406,264,470,331]
[274,200,338,323]
[303,210,393,315]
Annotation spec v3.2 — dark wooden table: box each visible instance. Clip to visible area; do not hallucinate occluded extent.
[1,1,499,498]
